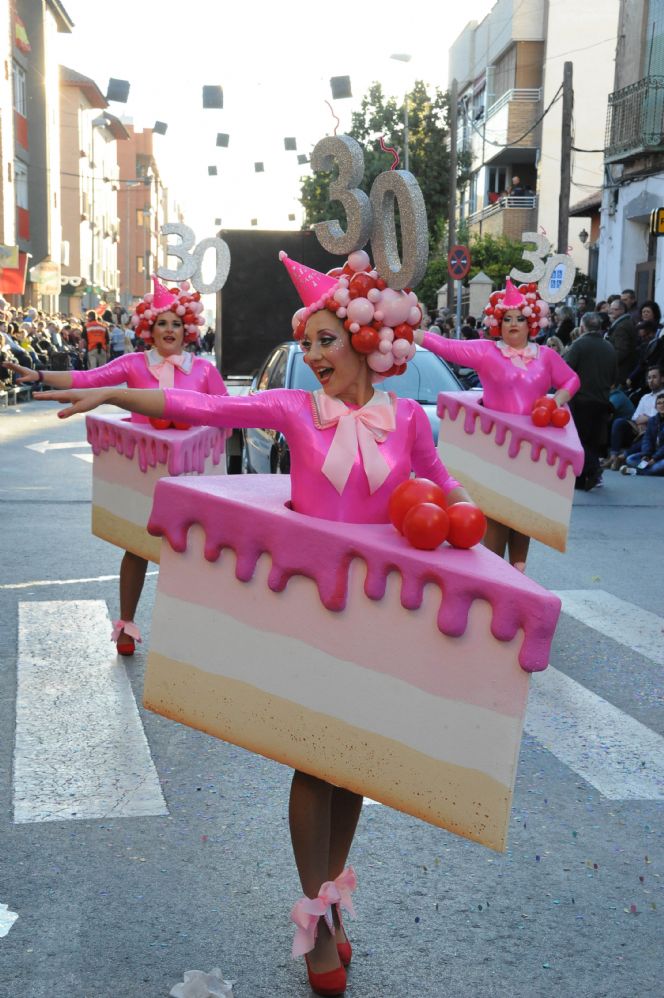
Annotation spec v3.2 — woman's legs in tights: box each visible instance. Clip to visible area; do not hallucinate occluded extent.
[484,517,530,569]
[289,770,362,972]
[118,550,148,637]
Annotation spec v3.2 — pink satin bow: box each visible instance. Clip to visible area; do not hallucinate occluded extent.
[315,390,396,495]
[333,866,357,918]
[290,882,341,957]
[495,340,539,370]
[110,620,142,643]
[147,352,188,388]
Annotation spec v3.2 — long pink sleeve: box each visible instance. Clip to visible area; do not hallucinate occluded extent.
[162,388,460,523]
[422,333,579,414]
[71,353,228,422]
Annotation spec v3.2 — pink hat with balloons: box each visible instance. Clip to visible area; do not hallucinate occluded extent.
[483,277,550,339]
[279,249,423,378]
[130,276,206,345]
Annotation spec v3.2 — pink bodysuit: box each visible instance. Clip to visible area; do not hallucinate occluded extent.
[162,387,460,523]
[422,333,580,414]
[71,350,227,422]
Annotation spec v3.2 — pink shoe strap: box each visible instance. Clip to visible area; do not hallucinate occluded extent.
[290,882,341,958]
[111,620,142,643]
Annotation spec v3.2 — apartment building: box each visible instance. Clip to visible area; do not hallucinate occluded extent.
[450,0,618,280]
[597,0,664,302]
[59,66,129,315]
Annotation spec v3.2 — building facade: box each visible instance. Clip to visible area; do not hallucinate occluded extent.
[59,66,128,315]
[450,0,618,282]
[597,0,664,303]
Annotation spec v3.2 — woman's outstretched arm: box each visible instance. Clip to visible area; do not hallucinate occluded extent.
[40,386,166,419]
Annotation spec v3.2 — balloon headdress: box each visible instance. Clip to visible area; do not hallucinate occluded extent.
[483,277,550,339]
[279,249,423,377]
[130,276,205,344]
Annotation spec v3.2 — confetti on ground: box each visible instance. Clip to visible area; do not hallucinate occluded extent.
[170,968,235,998]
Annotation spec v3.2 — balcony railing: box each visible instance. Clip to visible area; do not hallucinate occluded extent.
[605,76,664,161]
[486,88,541,120]
[467,195,538,225]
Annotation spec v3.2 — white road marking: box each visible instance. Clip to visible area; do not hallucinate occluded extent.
[74,453,93,463]
[0,903,18,938]
[13,600,168,823]
[26,440,89,453]
[0,571,157,590]
[554,589,664,667]
[525,665,664,799]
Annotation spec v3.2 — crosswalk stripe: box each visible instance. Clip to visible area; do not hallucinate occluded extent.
[525,665,664,799]
[13,600,168,824]
[553,589,664,667]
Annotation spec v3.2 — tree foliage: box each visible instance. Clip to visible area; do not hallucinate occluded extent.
[464,232,527,289]
[299,81,461,246]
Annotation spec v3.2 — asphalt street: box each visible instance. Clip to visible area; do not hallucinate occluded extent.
[0,400,663,998]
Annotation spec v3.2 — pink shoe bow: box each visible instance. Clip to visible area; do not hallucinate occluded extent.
[290,881,341,958]
[111,620,142,643]
[333,866,357,918]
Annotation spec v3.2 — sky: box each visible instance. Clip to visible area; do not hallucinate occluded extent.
[55,0,495,243]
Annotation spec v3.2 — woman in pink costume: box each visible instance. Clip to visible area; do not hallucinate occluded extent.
[414,278,580,569]
[41,250,469,997]
[6,278,227,655]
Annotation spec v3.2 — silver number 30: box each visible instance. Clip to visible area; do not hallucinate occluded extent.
[157,223,231,294]
[311,135,428,290]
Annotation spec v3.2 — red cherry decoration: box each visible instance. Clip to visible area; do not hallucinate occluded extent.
[388,478,448,534]
[403,503,450,550]
[149,418,172,430]
[348,273,375,299]
[531,406,552,427]
[551,407,571,427]
[446,503,487,549]
[533,396,556,413]
[393,323,414,343]
[351,326,380,354]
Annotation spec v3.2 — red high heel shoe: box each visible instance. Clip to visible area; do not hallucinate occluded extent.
[111,620,142,657]
[304,955,347,996]
[291,883,347,996]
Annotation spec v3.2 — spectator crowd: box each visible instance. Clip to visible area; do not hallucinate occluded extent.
[0,298,216,402]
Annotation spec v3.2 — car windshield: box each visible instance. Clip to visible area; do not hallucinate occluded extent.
[290,349,459,402]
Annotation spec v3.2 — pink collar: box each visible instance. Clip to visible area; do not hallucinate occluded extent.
[495,339,539,369]
[312,389,397,495]
[145,348,193,387]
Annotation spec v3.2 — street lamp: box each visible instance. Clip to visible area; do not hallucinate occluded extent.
[390,53,412,171]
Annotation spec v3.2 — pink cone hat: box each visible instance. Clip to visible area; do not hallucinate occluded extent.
[502,277,526,308]
[152,275,178,312]
[279,251,338,308]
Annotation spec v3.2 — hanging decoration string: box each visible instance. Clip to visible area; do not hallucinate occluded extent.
[379,135,399,170]
[324,101,340,137]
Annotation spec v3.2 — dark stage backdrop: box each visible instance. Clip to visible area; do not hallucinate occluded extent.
[217,229,340,378]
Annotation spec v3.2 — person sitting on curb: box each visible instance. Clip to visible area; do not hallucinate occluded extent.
[603,365,664,469]
[621,392,664,476]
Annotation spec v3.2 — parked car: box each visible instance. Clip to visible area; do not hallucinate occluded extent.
[240,341,463,475]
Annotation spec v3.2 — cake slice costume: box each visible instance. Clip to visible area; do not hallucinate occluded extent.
[421,279,583,554]
[39,252,564,997]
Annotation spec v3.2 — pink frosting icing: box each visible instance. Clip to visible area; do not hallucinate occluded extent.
[437,391,584,479]
[86,413,226,476]
[422,333,580,414]
[71,351,227,424]
[147,475,561,672]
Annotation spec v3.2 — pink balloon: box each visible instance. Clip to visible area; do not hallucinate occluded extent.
[347,297,374,325]
[379,289,410,326]
[408,306,422,326]
[367,350,393,372]
[348,250,371,272]
[334,287,350,306]
[392,338,411,359]
[378,339,392,354]
[378,326,394,342]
